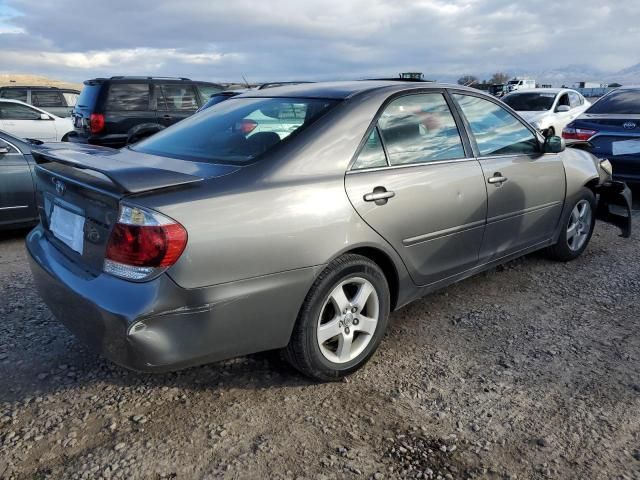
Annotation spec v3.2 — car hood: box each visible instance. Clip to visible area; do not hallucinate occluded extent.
[517,111,551,124]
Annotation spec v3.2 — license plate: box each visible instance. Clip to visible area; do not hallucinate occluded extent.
[50,204,85,254]
[612,139,640,156]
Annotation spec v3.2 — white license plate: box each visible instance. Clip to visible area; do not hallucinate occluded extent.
[50,204,85,254]
[612,139,640,156]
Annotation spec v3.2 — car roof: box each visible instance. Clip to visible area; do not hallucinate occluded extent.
[232,80,473,100]
[0,85,79,92]
[506,88,571,95]
[0,129,31,151]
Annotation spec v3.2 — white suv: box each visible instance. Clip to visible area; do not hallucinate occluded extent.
[0,99,73,142]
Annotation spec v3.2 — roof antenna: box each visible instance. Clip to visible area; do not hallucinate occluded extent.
[242,74,250,88]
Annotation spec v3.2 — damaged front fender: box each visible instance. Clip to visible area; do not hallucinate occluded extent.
[595,181,633,238]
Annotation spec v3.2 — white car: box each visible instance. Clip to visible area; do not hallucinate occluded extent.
[0,99,73,142]
[503,88,591,137]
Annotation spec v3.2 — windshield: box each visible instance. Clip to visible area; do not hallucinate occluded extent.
[133,97,338,164]
[503,93,556,111]
[587,89,640,114]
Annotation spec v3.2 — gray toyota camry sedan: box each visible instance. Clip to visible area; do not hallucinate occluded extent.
[27,81,632,381]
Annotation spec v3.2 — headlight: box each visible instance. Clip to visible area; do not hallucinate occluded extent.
[600,159,613,176]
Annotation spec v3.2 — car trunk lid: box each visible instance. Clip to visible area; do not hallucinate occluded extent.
[32,144,239,275]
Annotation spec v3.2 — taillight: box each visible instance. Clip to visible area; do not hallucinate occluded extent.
[104,205,187,281]
[89,113,105,134]
[235,119,258,135]
[562,126,598,141]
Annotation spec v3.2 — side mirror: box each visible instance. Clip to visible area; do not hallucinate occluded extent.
[556,105,570,113]
[40,113,51,120]
[0,146,10,155]
[543,135,565,154]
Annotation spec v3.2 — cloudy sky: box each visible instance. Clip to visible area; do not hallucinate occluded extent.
[0,0,639,84]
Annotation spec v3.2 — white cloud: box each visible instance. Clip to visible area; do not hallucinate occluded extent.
[0,0,639,83]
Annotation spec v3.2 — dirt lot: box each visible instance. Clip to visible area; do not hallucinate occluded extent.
[1,209,639,479]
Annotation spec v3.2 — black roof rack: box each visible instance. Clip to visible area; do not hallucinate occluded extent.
[109,76,191,81]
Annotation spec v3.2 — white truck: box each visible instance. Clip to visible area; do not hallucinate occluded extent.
[507,78,536,92]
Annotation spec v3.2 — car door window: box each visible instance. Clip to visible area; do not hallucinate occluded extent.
[106,83,150,111]
[557,93,570,108]
[377,93,465,166]
[453,94,538,156]
[569,92,582,108]
[352,128,388,169]
[0,103,42,120]
[0,89,27,102]
[0,139,18,153]
[62,92,79,107]
[32,91,65,108]
[158,84,198,111]
[196,84,223,102]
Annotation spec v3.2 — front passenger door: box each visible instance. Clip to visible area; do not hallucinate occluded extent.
[452,93,565,262]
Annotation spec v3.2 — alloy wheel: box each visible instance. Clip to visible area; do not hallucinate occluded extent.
[566,199,592,251]
[316,277,380,364]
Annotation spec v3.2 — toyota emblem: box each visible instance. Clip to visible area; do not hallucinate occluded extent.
[623,121,637,130]
[54,179,66,196]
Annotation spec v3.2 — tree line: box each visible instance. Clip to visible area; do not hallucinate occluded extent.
[457,73,510,86]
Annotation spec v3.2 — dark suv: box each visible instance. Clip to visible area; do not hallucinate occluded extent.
[0,86,80,117]
[70,76,223,148]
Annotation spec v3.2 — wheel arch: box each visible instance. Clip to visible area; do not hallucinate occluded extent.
[340,246,401,311]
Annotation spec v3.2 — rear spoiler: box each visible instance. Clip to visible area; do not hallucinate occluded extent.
[32,147,204,194]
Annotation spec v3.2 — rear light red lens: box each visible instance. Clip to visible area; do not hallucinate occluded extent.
[89,113,105,134]
[562,127,598,141]
[236,119,258,135]
[106,223,187,268]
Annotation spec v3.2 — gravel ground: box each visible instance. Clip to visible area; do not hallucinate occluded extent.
[1,199,639,480]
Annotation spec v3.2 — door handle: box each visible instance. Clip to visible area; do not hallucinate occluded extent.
[364,187,395,205]
[488,173,508,185]
[162,114,172,119]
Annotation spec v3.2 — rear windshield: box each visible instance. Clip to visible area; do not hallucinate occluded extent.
[503,93,556,111]
[587,89,640,114]
[76,84,102,108]
[133,97,338,165]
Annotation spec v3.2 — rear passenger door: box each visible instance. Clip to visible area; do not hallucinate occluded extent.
[451,92,565,261]
[157,84,199,127]
[345,91,487,286]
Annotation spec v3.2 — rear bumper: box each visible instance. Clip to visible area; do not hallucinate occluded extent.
[68,132,127,149]
[27,226,321,372]
[595,181,633,238]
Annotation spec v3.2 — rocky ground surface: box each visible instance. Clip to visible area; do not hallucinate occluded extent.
[1,205,639,479]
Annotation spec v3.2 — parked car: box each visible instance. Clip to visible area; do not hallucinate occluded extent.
[0,131,39,229]
[69,76,224,148]
[503,88,590,137]
[0,99,73,142]
[27,81,631,381]
[488,84,509,98]
[0,86,80,118]
[563,86,640,183]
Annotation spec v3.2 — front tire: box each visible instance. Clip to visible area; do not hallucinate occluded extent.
[547,187,596,261]
[284,254,390,381]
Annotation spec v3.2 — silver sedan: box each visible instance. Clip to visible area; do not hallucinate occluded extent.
[27,81,631,381]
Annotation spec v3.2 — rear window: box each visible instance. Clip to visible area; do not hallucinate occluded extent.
[76,84,102,108]
[106,83,150,111]
[587,89,640,114]
[0,89,27,102]
[133,97,338,165]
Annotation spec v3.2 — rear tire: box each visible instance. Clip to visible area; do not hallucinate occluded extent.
[547,187,596,261]
[284,254,390,381]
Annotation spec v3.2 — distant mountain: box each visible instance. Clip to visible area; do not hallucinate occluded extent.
[0,73,82,90]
